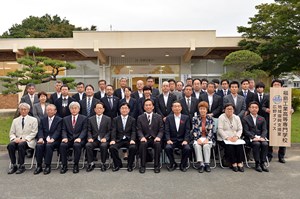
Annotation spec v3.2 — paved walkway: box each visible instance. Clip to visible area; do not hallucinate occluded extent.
[0,146,300,199]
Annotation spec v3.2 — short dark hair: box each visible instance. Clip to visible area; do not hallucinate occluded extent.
[176,81,184,86]
[224,103,235,111]
[186,77,193,81]
[38,91,48,99]
[255,82,265,89]
[98,79,106,84]
[95,101,105,108]
[207,82,216,88]
[143,86,152,92]
[229,81,239,88]
[193,78,202,84]
[168,79,176,84]
[248,101,259,108]
[119,102,130,109]
[201,78,208,83]
[172,100,182,107]
[241,79,249,85]
[143,98,154,107]
[106,84,114,90]
[212,79,220,84]
[60,84,69,90]
[77,82,85,86]
[271,79,283,87]
[124,86,132,92]
[221,79,229,85]
[146,76,154,81]
[26,83,36,89]
[85,84,94,91]
[184,85,193,89]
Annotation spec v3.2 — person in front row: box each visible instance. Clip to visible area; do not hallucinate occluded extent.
[109,102,137,172]
[60,102,87,174]
[34,104,62,175]
[86,102,111,172]
[191,101,216,173]
[164,101,191,172]
[242,101,269,172]
[137,99,164,174]
[218,103,245,172]
[7,103,38,174]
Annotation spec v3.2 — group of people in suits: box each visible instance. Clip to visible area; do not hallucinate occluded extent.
[7,77,291,175]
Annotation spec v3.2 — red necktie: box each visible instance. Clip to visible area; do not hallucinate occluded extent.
[72,116,76,128]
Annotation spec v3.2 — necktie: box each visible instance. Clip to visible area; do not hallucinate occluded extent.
[30,95,34,105]
[122,117,126,130]
[22,117,25,129]
[121,89,125,99]
[108,97,113,109]
[224,90,227,96]
[87,97,91,117]
[259,94,262,103]
[187,98,191,112]
[48,118,52,130]
[97,116,101,129]
[244,91,247,97]
[72,116,76,128]
[147,114,151,125]
[62,98,67,107]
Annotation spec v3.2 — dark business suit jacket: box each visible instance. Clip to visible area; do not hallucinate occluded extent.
[37,115,62,141]
[216,89,231,98]
[49,92,60,104]
[20,94,39,116]
[165,114,190,143]
[119,98,137,119]
[113,88,124,100]
[87,114,111,141]
[62,114,87,141]
[72,92,86,102]
[180,97,199,121]
[254,93,268,118]
[54,97,76,118]
[111,115,136,142]
[137,113,164,140]
[223,94,246,118]
[199,93,223,118]
[238,90,255,109]
[94,91,106,100]
[191,91,202,100]
[79,97,100,117]
[242,114,268,143]
[137,96,156,116]
[131,91,143,100]
[155,93,177,118]
[101,96,120,119]
[151,88,160,98]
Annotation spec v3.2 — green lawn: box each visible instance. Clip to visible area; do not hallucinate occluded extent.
[0,112,299,145]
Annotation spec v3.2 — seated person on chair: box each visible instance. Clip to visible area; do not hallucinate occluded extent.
[137,99,164,174]
[109,102,137,172]
[242,101,269,172]
[60,102,87,174]
[34,104,62,175]
[7,103,38,174]
[191,101,215,173]
[164,101,191,172]
[218,103,245,172]
[86,102,111,172]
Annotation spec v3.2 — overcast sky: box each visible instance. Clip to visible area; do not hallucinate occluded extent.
[1,0,274,36]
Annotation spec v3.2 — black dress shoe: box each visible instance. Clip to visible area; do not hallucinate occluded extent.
[198,165,204,173]
[112,166,121,172]
[44,166,51,175]
[139,167,145,174]
[167,163,178,171]
[86,164,95,172]
[267,156,272,162]
[127,166,133,172]
[101,164,107,172]
[279,158,286,163]
[16,165,26,174]
[180,166,187,172]
[154,167,160,173]
[205,165,211,172]
[26,149,34,158]
[60,165,68,174]
[73,164,79,173]
[8,165,18,174]
[238,166,244,172]
[255,164,262,172]
[232,166,238,172]
[261,164,269,172]
[34,166,43,175]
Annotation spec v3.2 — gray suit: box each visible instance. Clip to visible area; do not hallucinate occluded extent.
[33,103,49,123]
[20,94,39,116]
[223,94,246,118]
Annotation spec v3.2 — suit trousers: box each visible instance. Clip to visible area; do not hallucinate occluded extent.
[268,146,286,159]
[7,141,30,165]
[193,141,212,164]
[165,142,191,167]
[35,141,60,165]
[252,141,268,163]
[60,140,85,166]
[224,141,245,164]
[86,140,108,164]
[139,138,161,168]
[109,140,137,167]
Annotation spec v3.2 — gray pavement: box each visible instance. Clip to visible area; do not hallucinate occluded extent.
[0,146,300,199]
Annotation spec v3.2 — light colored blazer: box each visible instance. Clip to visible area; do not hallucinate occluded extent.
[217,113,242,141]
[9,115,38,149]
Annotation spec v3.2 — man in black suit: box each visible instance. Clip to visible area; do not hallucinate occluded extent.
[191,78,202,100]
[72,82,86,102]
[54,84,76,118]
[137,86,156,116]
[34,104,62,175]
[199,82,223,118]
[101,85,119,119]
[20,83,39,116]
[85,102,111,172]
[146,76,160,97]
[59,102,87,174]
[80,84,100,118]
[164,101,191,172]
[94,79,107,100]
[114,77,127,100]
[180,85,198,126]
[137,99,164,173]
[238,79,255,115]
[201,78,208,93]
[131,80,144,100]
[216,79,231,98]
[109,102,137,172]
[253,82,268,118]
[212,79,221,93]
[155,81,177,122]
[49,80,63,104]
[242,101,269,172]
